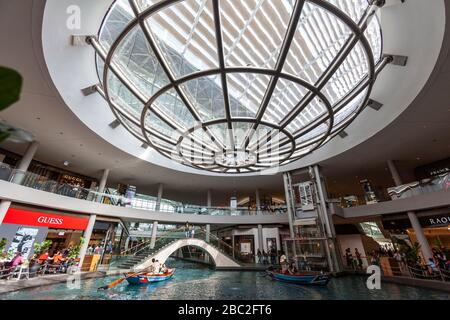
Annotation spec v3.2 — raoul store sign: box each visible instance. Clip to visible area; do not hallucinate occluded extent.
[420,215,450,227]
[3,208,88,230]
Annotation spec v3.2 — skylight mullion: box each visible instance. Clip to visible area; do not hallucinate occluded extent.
[240,0,306,150]
[212,0,235,151]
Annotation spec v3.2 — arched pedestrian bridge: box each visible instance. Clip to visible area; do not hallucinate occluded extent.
[134,238,240,270]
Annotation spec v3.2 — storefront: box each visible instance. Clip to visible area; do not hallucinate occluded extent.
[382,212,450,251]
[0,207,89,259]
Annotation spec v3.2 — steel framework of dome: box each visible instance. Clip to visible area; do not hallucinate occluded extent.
[87,0,393,173]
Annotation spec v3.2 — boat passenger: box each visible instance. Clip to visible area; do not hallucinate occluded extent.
[280,253,288,273]
[153,259,161,274]
[287,262,298,275]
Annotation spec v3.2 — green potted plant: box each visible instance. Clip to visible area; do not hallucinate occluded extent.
[0,237,7,252]
[68,237,85,260]
[33,240,52,257]
[0,66,33,143]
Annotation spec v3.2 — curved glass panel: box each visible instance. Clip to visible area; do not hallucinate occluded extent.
[94,0,384,173]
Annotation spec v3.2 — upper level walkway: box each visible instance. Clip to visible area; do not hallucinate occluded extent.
[0,179,288,225]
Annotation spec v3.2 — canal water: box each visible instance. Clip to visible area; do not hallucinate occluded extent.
[1,259,448,300]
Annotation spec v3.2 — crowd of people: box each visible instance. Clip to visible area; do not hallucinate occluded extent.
[0,247,79,280]
[256,248,281,265]
[344,248,365,271]
[86,241,114,256]
[184,222,195,238]
[364,245,450,279]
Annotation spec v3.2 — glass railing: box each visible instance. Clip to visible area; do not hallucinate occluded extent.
[330,173,450,209]
[387,173,450,200]
[0,164,288,217]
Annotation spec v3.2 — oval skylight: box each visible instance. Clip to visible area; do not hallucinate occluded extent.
[90,0,386,173]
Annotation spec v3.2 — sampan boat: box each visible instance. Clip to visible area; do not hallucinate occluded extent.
[266,270,330,286]
[125,268,176,285]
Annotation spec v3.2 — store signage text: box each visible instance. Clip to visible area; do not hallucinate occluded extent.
[3,208,89,230]
[37,216,64,225]
[427,216,450,226]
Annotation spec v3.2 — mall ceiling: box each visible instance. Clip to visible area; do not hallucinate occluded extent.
[0,0,449,204]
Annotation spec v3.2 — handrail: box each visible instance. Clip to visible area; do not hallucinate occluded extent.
[120,226,185,255]
[1,166,288,217]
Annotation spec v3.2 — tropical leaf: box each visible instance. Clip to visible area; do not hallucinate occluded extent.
[0,66,22,111]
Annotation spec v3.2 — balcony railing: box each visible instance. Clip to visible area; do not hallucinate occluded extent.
[0,163,287,217]
[387,173,450,200]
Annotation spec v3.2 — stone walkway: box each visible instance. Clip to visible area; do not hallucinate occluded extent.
[0,270,122,294]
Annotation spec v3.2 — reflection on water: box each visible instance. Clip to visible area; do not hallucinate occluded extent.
[1,258,449,300]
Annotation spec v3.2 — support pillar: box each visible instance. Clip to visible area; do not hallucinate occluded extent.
[150,221,158,249]
[258,224,264,252]
[387,160,433,262]
[10,140,39,184]
[282,172,295,238]
[312,165,340,272]
[96,169,109,203]
[124,237,130,251]
[255,189,261,215]
[207,189,212,208]
[205,224,210,243]
[78,214,96,268]
[155,183,163,211]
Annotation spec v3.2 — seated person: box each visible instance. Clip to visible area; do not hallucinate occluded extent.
[160,263,168,274]
[37,250,49,264]
[287,262,298,275]
[1,252,24,279]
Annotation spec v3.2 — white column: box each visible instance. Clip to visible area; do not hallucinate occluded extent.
[124,237,130,251]
[0,200,12,225]
[96,169,109,203]
[205,224,210,243]
[98,169,110,193]
[150,221,158,249]
[387,160,433,262]
[282,173,295,238]
[10,140,39,184]
[78,214,96,268]
[255,189,261,215]
[207,189,212,208]
[257,224,264,252]
[155,183,163,211]
[387,160,402,186]
[313,165,340,272]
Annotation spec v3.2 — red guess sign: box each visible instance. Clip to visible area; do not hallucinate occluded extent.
[2,208,89,230]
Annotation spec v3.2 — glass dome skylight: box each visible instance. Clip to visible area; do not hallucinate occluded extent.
[89,0,390,173]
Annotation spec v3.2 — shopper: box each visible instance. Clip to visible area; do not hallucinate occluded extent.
[38,250,49,264]
[354,248,363,270]
[345,248,353,268]
[184,221,190,238]
[427,258,439,275]
[190,225,195,238]
[257,249,262,264]
[262,250,268,264]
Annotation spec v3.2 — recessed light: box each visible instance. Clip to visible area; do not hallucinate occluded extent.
[416,157,421,160]
[63,161,69,166]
